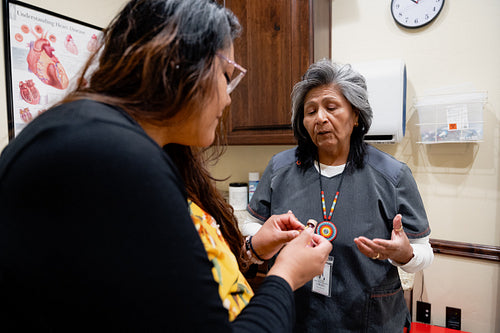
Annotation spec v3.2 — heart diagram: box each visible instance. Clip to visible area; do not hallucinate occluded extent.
[19,79,40,105]
[65,34,78,55]
[26,25,69,90]
[87,34,99,53]
[19,107,33,123]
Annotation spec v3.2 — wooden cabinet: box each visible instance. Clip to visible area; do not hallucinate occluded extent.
[221,0,330,145]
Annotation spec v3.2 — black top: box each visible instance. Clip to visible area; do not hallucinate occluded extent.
[0,99,294,332]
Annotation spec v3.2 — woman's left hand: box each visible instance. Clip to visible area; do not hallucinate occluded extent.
[251,211,305,260]
[353,214,414,264]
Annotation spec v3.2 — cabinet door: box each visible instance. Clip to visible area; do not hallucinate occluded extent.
[223,0,312,145]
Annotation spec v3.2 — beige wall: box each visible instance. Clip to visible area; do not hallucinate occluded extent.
[1,0,498,332]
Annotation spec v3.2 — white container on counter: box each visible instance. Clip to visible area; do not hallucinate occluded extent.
[229,182,248,211]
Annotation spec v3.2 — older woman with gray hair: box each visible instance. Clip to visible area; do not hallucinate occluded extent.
[244,59,433,332]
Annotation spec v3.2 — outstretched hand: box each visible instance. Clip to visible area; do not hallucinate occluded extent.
[251,211,305,260]
[353,214,414,264]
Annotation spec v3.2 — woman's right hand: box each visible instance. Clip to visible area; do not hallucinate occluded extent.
[267,228,332,291]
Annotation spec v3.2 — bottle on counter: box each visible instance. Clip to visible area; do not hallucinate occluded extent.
[248,172,259,202]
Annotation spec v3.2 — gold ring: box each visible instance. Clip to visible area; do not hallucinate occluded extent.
[371,253,380,260]
[395,226,404,232]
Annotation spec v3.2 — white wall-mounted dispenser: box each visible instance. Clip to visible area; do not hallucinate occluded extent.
[351,59,407,143]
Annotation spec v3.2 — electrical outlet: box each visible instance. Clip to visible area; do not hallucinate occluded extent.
[446,306,461,330]
[416,301,431,324]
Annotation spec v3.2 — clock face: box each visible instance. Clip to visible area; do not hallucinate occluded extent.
[391,0,445,29]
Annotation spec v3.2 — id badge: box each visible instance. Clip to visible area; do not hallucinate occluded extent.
[312,256,334,297]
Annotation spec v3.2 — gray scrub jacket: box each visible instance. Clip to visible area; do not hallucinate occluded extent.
[248,145,431,333]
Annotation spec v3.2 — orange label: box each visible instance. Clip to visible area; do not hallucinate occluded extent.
[448,123,457,130]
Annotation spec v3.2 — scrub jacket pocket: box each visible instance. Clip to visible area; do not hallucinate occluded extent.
[365,281,410,333]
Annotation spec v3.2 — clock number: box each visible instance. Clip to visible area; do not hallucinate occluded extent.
[414,18,419,24]
[425,14,430,20]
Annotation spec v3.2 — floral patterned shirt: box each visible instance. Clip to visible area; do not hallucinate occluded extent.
[188,200,254,321]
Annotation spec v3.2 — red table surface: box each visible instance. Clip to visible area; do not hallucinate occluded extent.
[409,322,470,333]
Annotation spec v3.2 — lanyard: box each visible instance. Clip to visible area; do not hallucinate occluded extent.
[318,163,346,221]
[317,162,346,241]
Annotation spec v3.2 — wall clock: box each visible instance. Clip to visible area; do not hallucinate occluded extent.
[391,0,445,29]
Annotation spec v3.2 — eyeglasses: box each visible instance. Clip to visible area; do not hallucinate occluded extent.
[216,53,247,94]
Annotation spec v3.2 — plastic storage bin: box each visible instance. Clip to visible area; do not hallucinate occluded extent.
[414,92,487,144]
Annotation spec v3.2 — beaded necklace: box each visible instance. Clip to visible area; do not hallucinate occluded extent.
[316,162,346,242]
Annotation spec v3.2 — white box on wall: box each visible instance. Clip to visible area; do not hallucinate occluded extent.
[351,59,407,143]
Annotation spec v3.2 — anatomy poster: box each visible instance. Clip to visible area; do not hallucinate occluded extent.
[4,0,101,138]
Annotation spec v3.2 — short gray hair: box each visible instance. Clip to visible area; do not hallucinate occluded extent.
[291,59,373,172]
